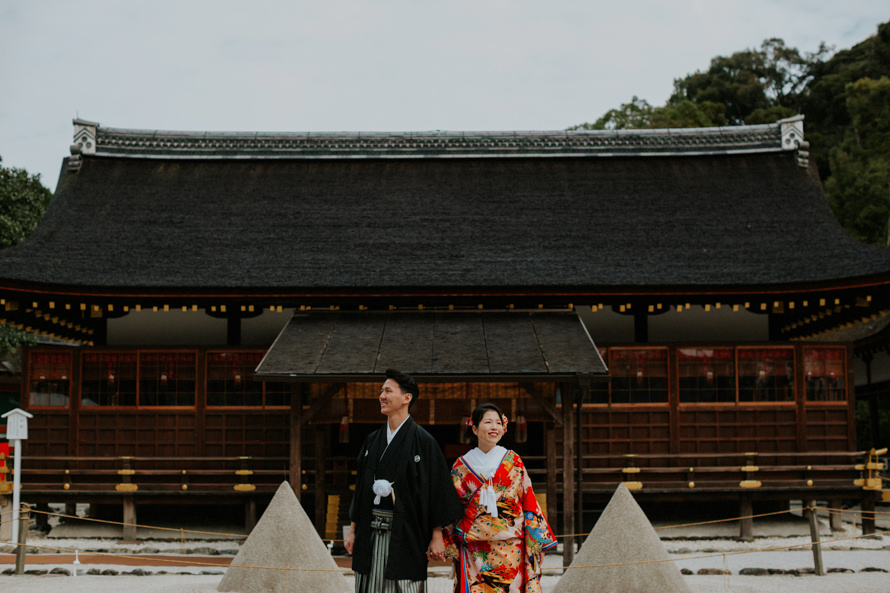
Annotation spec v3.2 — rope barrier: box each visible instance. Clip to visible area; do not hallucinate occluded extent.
[2,504,886,575]
[3,523,889,575]
[25,507,248,539]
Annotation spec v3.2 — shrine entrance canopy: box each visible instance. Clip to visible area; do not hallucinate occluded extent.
[254,310,608,383]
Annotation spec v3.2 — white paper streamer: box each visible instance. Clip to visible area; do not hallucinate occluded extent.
[480,482,498,517]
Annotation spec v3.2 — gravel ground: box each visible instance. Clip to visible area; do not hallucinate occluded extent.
[1,503,887,593]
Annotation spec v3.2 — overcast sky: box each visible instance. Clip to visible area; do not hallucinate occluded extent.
[1,1,887,190]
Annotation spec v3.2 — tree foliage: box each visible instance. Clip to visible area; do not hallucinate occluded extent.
[0,156,52,249]
[568,97,726,130]
[0,155,51,354]
[823,77,890,244]
[670,38,830,124]
[570,21,890,245]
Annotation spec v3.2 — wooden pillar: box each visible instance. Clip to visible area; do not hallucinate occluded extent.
[226,314,241,346]
[739,495,753,541]
[34,503,50,531]
[862,494,876,535]
[315,425,328,537]
[795,345,808,452]
[668,347,680,454]
[576,380,589,537]
[829,499,843,532]
[122,496,137,541]
[633,309,648,343]
[561,382,576,566]
[864,355,880,447]
[290,384,304,501]
[245,498,257,533]
[545,424,557,524]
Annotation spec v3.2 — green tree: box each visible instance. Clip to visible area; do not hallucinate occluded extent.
[823,77,890,245]
[670,38,829,125]
[568,96,655,130]
[568,97,727,130]
[802,21,890,178]
[0,155,52,353]
[0,156,53,248]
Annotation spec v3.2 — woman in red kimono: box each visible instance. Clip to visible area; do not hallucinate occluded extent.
[447,403,557,593]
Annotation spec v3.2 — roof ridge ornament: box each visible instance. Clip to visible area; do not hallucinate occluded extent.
[69,118,99,172]
[779,115,809,168]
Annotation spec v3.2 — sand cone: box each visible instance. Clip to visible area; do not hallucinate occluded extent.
[218,481,351,593]
[552,483,692,593]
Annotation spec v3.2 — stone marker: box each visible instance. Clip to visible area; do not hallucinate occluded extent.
[552,483,692,593]
[218,481,351,593]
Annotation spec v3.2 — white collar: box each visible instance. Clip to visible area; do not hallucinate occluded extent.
[386,415,409,444]
[462,445,508,479]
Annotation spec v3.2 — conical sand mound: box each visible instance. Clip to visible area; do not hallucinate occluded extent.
[553,483,692,593]
[218,481,351,593]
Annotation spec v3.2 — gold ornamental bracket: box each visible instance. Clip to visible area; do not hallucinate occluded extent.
[234,456,256,491]
[854,447,886,491]
[739,452,761,489]
[115,457,138,492]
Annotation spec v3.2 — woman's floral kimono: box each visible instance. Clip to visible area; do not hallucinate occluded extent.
[446,449,557,593]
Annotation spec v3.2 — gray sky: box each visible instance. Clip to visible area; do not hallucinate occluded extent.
[1,1,887,190]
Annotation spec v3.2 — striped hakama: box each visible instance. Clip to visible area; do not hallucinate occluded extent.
[354,509,427,593]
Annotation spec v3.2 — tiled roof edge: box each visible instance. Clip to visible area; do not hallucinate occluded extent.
[68,117,806,162]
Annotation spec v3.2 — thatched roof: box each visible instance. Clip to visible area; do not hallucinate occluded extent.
[1,118,888,297]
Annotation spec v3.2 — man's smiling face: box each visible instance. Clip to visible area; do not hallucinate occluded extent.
[379,378,411,417]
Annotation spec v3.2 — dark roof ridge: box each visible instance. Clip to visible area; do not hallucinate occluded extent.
[68,116,808,164]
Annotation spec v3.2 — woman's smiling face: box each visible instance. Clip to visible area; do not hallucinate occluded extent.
[473,409,505,452]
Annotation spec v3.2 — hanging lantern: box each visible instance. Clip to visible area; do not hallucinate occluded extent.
[339,415,349,444]
[636,368,644,384]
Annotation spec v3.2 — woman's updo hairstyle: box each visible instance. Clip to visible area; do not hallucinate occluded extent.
[465,402,506,443]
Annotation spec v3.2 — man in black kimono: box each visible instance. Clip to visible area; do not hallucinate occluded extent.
[345,369,462,593]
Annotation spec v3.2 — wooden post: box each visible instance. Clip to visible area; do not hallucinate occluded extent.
[561,383,575,566]
[805,500,824,576]
[245,498,257,533]
[122,496,137,542]
[545,424,557,524]
[14,504,28,575]
[315,425,327,537]
[829,499,843,532]
[739,495,754,541]
[0,495,10,542]
[290,384,303,501]
[861,495,876,535]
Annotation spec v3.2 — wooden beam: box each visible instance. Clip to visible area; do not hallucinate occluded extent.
[303,383,346,425]
[520,383,562,424]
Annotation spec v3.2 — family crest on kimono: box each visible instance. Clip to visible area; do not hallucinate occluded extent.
[346,369,463,593]
[446,403,557,593]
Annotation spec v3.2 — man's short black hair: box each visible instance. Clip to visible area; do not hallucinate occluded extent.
[385,368,419,409]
